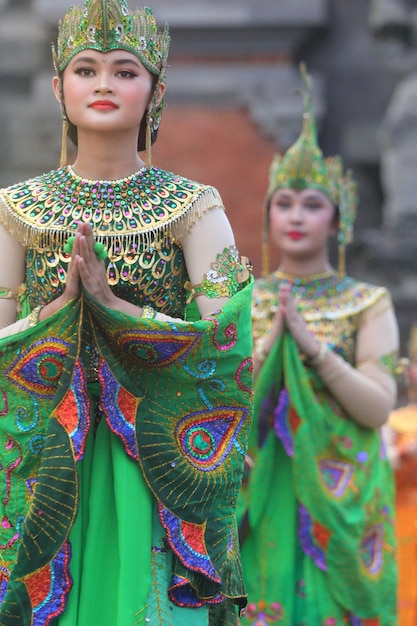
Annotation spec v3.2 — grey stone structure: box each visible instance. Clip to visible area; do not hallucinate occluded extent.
[0,0,415,351]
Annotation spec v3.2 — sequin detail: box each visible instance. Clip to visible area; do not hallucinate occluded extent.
[54,360,91,461]
[24,541,71,625]
[160,506,220,582]
[0,166,220,241]
[185,245,251,301]
[0,166,223,317]
[252,271,388,365]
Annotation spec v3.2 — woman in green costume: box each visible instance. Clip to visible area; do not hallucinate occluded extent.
[239,66,399,625]
[0,1,253,625]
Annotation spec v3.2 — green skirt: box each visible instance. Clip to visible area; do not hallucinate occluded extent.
[240,435,351,626]
[53,413,208,626]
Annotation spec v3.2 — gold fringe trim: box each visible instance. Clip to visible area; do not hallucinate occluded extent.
[0,186,224,254]
[304,286,388,322]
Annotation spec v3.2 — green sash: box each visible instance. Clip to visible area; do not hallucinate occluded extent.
[239,332,397,624]
[0,282,253,625]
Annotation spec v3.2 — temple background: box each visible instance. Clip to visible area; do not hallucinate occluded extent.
[0,0,416,353]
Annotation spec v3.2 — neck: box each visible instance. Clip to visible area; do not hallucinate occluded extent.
[277,255,332,277]
[70,131,145,180]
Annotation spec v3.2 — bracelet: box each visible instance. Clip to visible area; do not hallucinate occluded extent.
[28,305,42,327]
[305,343,328,368]
[141,305,157,320]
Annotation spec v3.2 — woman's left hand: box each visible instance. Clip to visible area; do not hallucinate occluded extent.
[279,283,321,360]
[75,222,118,308]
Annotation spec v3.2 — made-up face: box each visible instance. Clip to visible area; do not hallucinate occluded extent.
[268,187,338,263]
[53,49,164,140]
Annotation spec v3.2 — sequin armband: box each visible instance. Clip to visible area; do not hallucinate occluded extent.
[185,245,252,303]
[0,283,26,315]
[0,287,16,300]
[381,352,399,377]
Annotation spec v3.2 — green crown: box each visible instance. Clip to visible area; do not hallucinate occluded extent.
[53,0,170,78]
[267,64,357,246]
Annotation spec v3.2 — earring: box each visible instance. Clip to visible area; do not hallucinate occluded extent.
[145,106,162,169]
[338,244,346,277]
[145,111,153,169]
[60,116,68,168]
[145,83,165,168]
[56,74,68,168]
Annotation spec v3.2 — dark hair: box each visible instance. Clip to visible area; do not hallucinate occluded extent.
[62,73,160,152]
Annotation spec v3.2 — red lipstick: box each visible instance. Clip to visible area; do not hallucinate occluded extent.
[89,100,118,110]
[287,231,304,240]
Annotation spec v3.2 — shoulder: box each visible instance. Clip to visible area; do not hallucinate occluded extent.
[156,168,224,217]
[157,169,226,239]
[321,274,392,319]
[0,169,57,213]
[154,168,223,205]
[343,276,393,317]
[0,169,58,246]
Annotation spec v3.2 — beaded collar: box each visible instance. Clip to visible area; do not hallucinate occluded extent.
[255,270,387,320]
[0,166,222,249]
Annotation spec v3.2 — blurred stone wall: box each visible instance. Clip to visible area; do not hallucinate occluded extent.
[0,0,415,352]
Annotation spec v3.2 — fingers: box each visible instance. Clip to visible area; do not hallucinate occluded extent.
[64,223,115,307]
[278,282,291,306]
[64,231,82,300]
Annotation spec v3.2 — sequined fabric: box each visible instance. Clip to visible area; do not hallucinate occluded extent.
[0,165,252,625]
[252,270,388,365]
[0,166,224,317]
[0,282,253,625]
[239,272,397,625]
[53,1,170,76]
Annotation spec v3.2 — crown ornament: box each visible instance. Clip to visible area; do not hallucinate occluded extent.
[52,0,170,78]
[263,63,358,276]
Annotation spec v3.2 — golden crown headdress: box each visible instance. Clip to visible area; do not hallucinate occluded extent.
[52,0,170,168]
[262,63,358,276]
[52,0,170,78]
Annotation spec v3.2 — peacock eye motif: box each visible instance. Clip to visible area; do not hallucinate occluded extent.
[5,338,70,398]
[176,407,247,471]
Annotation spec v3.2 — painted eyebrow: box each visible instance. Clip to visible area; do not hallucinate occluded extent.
[112,58,142,68]
[71,56,142,69]
[302,192,325,200]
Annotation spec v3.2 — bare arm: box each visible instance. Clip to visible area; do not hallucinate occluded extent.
[315,297,398,429]
[0,223,27,337]
[178,205,237,319]
[254,284,399,429]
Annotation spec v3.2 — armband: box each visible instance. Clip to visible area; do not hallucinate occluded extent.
[141,305,157,319]
[185,245,252,303]
[0,287,15,299]
[0,283,27,314]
